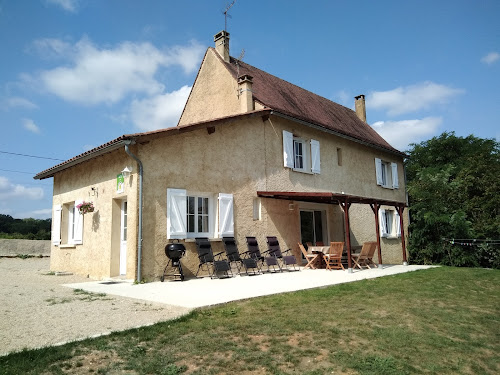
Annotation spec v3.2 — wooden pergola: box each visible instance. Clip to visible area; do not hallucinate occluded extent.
[257,191,408,271]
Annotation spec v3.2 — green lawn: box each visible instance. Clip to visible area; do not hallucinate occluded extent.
[1,267,499,374]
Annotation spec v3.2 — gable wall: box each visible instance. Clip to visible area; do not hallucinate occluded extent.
[178,49,241,126]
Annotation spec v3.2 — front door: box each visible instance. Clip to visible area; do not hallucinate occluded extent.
[300,209,325,247]
[120,200,127,275]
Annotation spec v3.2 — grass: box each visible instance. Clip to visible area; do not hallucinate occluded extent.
[1,267,499,374]
[44,289,110,306]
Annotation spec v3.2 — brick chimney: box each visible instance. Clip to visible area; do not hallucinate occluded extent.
[238,74,254,112]
[214,30,230,62]
[354,94,367,123]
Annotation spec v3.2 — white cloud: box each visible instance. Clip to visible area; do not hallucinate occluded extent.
[372,117,442,151]
[0,177,44,201]
[1,97,38,110]
[481,52,500,65]
[334,90,352,108]
[30,38,73,59]
[129,85,191,131]
[367,82,464,116]
[45,0,79,13]
[23,118,41,134]
[37,38,204,106]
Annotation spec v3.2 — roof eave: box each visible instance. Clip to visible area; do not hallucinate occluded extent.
[33,139,134,180]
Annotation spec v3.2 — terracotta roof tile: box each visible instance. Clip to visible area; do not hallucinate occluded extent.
[215,48,401,155]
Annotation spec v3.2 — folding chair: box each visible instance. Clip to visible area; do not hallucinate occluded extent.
[222,237,260,275]
[266,236,299,271]
[324,242,345,270]
[244,236,281,273]
[195,237,233,279]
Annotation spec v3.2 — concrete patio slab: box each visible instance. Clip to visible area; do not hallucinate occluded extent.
[65,265,436,308]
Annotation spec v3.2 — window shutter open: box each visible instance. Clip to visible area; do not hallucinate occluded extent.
[218,193,234,237]
[395,210,401,237]
[73,200,84,245]
[167,188,187,239]
[283,130,294,168]
[52,205,62,245]
[379,209,387,237]
[310,139,321,174]
[375,158,383,185]
[391,162,399,189]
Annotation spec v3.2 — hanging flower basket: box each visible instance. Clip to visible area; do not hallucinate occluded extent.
[77,201,95,215]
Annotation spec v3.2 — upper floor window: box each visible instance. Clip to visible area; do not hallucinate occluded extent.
[375,158,399,189]
[283,130,320,174]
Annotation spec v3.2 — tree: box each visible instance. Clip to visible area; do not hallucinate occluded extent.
[406,132,500,268]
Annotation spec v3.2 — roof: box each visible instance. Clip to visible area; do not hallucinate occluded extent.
[33,110,271,180]
[214,48,403,156]
[257,191,407,207]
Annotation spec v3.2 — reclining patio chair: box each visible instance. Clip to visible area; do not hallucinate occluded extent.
[324,242,345,270]
[352,241,378,269]
[299,243,318,269]
[244,236,281,273]
[266,236,299,271]
[195,237,233,279]
[222,237,261,276]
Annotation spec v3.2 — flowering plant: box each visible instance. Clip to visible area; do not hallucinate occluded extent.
[77,201,95,214]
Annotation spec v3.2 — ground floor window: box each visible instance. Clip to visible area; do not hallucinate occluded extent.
[167,188,234,239]
[379,208,401,238]
[300,209,326,248]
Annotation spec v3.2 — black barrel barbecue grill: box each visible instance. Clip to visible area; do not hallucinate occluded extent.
[160,241,186,282]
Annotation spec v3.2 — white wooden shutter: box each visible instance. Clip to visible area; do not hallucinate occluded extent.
[218,193,234,237]
[310,139,321,174]
[391,162,399,189]
[52,205,62,245]
[379,209,387,237]
[375,158,383,186]
[167,188,187,239]
[73,200,84,245]
[283,130,294,168]
[395,211,401,237]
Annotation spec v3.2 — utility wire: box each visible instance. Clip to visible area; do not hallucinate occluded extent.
[0,168,36,175]
[0,150,64,161]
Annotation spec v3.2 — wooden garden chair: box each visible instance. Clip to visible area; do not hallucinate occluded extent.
[299,243,318,269]
[352,241,378,269]
[324,242,345,270]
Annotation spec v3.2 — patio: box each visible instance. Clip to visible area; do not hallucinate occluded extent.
[65,264,435,308]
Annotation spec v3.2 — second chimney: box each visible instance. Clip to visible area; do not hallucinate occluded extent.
[354,94,367,123]
[214,30,230,62]
[238,74,254,113]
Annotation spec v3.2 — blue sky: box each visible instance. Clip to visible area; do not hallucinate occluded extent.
[1,0,498,219]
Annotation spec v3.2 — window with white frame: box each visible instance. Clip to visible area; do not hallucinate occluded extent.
[379,209,401,238]
[52,201,83,246]
[375,158,399,189]
[283,130,320,174]
[167,188,234,239]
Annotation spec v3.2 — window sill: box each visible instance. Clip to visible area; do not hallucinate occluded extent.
[292,168,316,175]
[382,235,401,240]
[59,244,77,249]
[184,238,222,243]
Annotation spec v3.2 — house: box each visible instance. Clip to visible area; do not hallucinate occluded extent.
[34,31,408,281]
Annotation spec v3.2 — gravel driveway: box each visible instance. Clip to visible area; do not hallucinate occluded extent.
[0,257,191,356]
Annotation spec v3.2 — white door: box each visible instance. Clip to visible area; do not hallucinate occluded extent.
[120,201,127,275]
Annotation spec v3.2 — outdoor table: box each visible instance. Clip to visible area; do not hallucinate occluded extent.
[307,246,330,268]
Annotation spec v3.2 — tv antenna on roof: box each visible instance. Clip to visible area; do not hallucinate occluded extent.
[223,0,236,32]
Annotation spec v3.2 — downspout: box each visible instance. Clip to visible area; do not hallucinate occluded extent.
[125,143,143,283]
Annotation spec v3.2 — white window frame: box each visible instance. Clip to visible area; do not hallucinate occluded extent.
[375,158,399,189]
[283,130,320,174]
[167,189,233,239]
[186,193,214,238]
[379,209,401,238]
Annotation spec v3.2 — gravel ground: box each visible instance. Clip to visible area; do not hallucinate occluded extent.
[0,257,192,356]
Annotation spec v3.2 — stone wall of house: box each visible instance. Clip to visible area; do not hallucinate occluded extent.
[0,239,50,256]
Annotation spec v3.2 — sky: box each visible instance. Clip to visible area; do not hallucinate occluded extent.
[0,0,499,219]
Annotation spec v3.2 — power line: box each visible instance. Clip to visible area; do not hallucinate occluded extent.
[0,168,36,175]
[0,150,64,161]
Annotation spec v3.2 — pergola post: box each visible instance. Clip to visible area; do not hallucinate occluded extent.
[340,197,353,273]
[370,203,383,269]
[396,204,408,265]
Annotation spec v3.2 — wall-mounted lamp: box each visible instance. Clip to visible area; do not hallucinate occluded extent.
[121,166,132,178]
[90,187,98,197]
[288,202,295,211]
